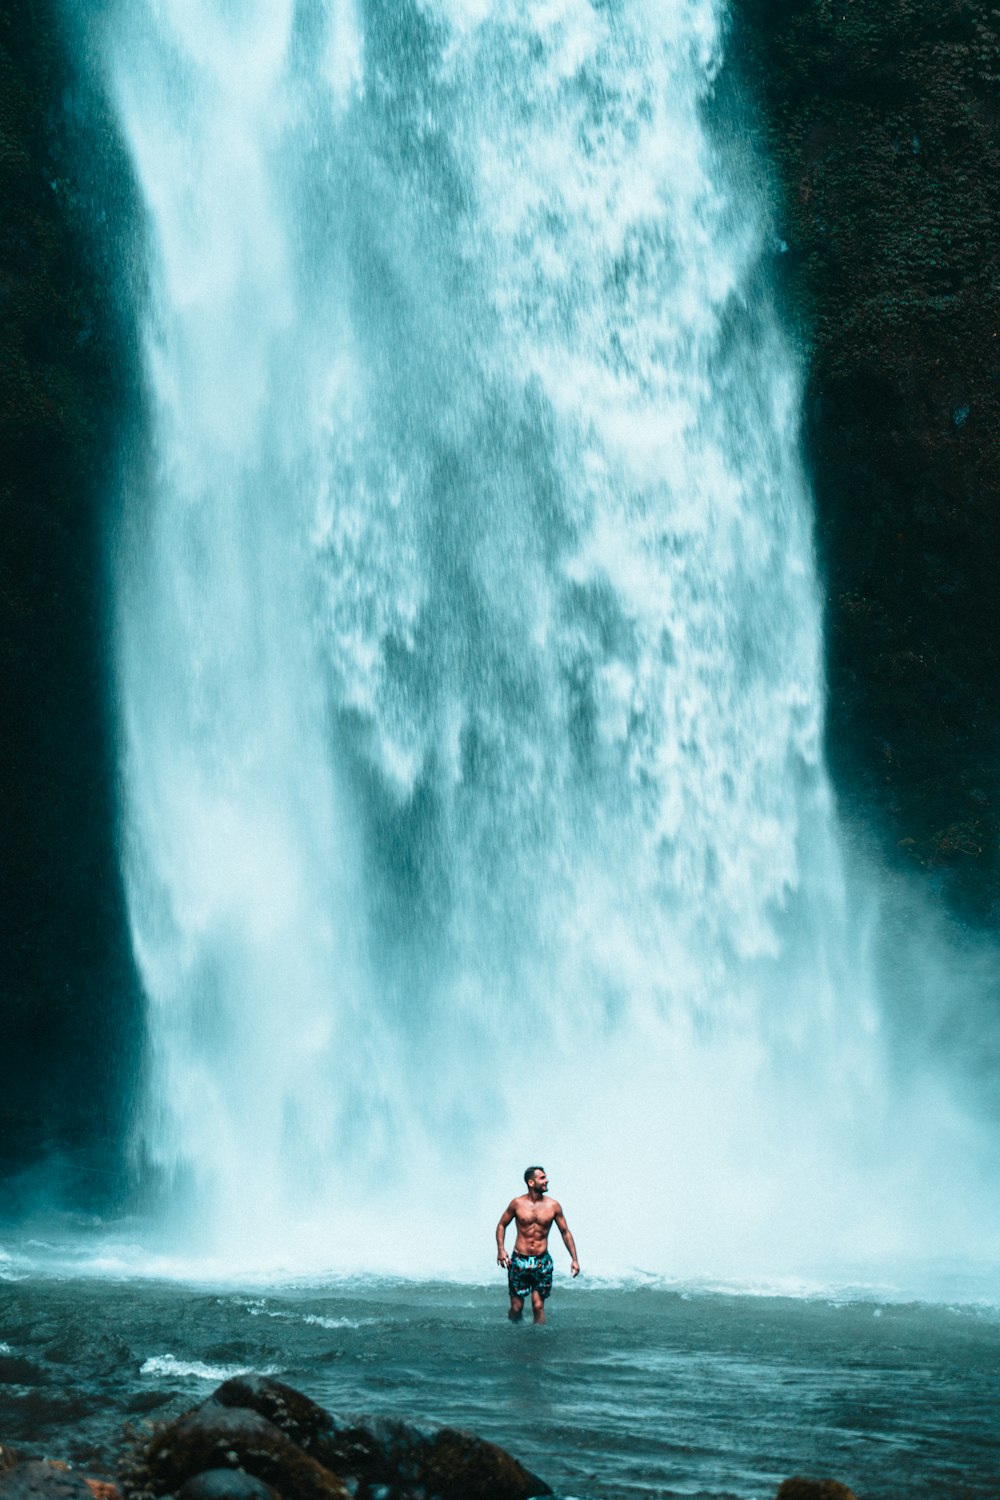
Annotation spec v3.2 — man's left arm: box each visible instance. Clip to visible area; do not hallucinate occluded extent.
[553,1205,580,1277]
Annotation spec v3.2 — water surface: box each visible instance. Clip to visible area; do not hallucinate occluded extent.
[2,1274,997,1499]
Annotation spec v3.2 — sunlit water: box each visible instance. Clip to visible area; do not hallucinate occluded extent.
[1,1269,998,1499]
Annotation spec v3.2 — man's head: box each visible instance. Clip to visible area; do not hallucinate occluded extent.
[524,1165,547,1191]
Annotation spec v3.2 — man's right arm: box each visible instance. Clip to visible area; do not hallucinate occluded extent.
[496,1201,516,1267]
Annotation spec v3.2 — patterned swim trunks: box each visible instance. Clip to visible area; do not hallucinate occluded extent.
[508,1250,554,1300]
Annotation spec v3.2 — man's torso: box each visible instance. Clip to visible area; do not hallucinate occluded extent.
[512,1193,559,1255]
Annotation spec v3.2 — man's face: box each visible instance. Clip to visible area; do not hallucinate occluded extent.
[530,1169,548,1193]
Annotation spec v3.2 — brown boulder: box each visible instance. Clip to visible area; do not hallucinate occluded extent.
[776,1480,858,1500]
[213,1378,335,1456]
[120,1400,347,1500]
[129,1376,551,1500]
[216,1376,551,1500]
[418,1426,553,1500]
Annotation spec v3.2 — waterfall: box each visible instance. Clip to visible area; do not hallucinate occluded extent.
[105,0,985,1280]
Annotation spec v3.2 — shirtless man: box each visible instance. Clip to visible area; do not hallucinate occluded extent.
[495,1166,580,1323]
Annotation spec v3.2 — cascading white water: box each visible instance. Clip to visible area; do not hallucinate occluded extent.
[107,0,992,1281]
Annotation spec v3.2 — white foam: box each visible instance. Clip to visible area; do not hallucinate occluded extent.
[140,1354,282,1381]
[300,1313,374,1330]
[238,1300,374,1329]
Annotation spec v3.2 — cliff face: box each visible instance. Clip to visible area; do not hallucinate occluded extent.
[737,0,1000,925]
[0,1,140,1198]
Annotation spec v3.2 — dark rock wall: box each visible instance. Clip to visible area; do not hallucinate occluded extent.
[0,0,141,1202]
[735,0,1000,925]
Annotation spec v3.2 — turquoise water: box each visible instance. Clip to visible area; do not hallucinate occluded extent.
[1,1273,997,1498]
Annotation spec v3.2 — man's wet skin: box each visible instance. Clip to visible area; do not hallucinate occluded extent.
[496,1168,580,1324]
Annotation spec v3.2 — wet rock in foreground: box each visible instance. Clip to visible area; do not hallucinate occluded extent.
[776,1480,858,1500]
[121,1400,348,1500]
[120,1375,552,1500]
[1,1375,863,1499]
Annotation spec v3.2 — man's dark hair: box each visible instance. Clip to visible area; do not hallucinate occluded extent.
[524,1165,544,1186]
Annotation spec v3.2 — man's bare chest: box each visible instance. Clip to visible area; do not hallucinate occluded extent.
[516,1201,556,1232]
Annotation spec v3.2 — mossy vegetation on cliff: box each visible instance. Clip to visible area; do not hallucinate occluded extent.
[738,0,1000,924]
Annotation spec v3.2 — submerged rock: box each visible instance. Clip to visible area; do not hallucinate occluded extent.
[775,1480,858,1500]
[121,1375,551,1500]
[0,1462,98,1500]
[175,1473,277,1500]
